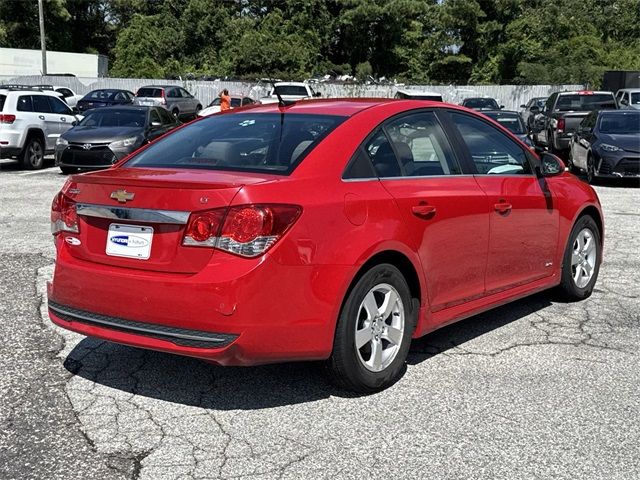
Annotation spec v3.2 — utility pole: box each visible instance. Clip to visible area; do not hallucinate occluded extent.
[38,0,47,75]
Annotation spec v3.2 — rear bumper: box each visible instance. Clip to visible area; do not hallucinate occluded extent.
[554,134,572,150]
[48,240,352,365]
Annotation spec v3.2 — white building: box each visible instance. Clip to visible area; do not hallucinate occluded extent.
[0,48,108,77]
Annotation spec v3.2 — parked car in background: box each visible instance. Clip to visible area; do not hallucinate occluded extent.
[34,84,83,107]
[197,95,256,117]
[134,85,202,119]
[394,89,443,101]
[0,87,79,169]
[260,82,320,104]
[615,88,640,110]
[55,106,180,174]
[481,110,533,146]
[77,89,135,113]
[569,110,640,183]
[48,99,603,392]
[519,97,547,131]
[533,90,618,155]
[460,97,503,110]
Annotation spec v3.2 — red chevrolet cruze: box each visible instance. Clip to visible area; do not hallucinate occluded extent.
[48,99,603,392]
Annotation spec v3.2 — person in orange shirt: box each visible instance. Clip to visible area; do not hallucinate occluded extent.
[219,89,231,111]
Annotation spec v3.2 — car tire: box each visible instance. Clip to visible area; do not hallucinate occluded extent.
[557,215,601,301]
[60,166,77,175]
[585,155,596,184]
[172,108,179,119]
[325,264,416,393]
[21,135,45,170]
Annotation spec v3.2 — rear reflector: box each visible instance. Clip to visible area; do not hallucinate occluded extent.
[183,204,301,258]
[51,191,79,235]
[0,114,16,124]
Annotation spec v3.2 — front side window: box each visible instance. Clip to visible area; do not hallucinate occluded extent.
[384,112,461,176]
[48,96,72,115]
[149,109,162,125]
[451,112,532,175]
[126,113,346,175]
[32,95,52,113]
[631,92,640,105]
[158,107,175,125]
[56,88,73,98]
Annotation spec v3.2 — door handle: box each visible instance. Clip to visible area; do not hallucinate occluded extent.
[39,115,45,120]
[411,204,436,218]
[494,202,513,214]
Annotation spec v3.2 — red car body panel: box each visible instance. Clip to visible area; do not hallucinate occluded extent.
[48,99,604,366]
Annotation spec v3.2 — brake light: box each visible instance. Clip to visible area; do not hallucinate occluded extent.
[182,204,301,257]
[160,89,166,105]
[51,191,79,235]
[557,118,565,133]
[0,114,16,124]
[577,90,594,95]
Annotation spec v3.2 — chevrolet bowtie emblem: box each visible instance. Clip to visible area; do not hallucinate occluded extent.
[110,189,135,203]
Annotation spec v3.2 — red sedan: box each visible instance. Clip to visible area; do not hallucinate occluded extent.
[48,99,603,392]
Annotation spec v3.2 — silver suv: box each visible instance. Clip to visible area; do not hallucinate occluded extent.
[133,85,202,119]
[0,87,79,169]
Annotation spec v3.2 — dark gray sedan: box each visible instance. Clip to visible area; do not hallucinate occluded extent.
[569,110,640,183]
[55,106,180,174]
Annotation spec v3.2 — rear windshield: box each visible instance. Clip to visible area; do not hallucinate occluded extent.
[0,94,5,111]
[87,90,118,100]
[80,109,147,127]
[126,113,346,175]
[463,98,499,109]
[136,88,163,98]
[483,113,525,134]
[599,113,640,134]
[273,85,309,96]
[556,94,616,111]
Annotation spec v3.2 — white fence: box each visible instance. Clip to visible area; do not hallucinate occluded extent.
[0,75,583,111]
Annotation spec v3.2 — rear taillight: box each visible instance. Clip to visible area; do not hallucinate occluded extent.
[51,191,79,235]
[182,204,301,258]
[0,114,16,124]
[557,118,565,133]
[160,89,166,105]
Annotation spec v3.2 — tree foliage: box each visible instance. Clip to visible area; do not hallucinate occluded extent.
[0,0,638,86]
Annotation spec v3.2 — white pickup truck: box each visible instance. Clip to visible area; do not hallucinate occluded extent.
[260,82,321,104]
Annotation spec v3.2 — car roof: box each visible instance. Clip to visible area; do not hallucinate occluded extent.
[596,109,640,115]
[0,88,61,97]
[396,89,442,96]
[616,88,640,92]
[138,85,184,89]
[225,98,460,117]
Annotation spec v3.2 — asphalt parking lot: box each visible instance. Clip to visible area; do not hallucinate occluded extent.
[1,160,639,480]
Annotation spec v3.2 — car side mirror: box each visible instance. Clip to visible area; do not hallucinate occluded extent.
[530,106,540,113]
[71,120,78,127]
[538,152,565,177]
[150,121,162,128]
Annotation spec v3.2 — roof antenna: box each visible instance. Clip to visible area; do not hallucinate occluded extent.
[269,78,295,107]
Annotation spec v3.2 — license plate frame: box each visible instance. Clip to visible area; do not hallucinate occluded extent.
[106,223,153,260]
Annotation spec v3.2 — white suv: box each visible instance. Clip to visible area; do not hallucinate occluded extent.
[0,88,79,169]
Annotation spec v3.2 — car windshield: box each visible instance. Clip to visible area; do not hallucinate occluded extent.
[556,94,616,111]
[631,93,640,105]
[484,113,525,134]
[463,98,499,109]
[137,88,163,98]
[273,85,308,96]
[79,110,147,127]
[87,90,118,100]
[125,113,346,175]
[599,113,640,134]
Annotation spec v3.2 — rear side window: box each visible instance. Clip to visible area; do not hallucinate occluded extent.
[451,112,532,175]
[32,95,52,113]
[137,88,163,98]
[0,95,5,111]
[16,96,33,112]
[126,113,346,175]
[230,98,242,107]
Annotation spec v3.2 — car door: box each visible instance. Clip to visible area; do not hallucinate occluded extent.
[367,110,490,312]
[158,107,179,133]
[47,95,77,136]
[447,111,559,293]
[572,112,597,170]
[31,95,61,150]
[146,108,167,141]
[179,88,195,114]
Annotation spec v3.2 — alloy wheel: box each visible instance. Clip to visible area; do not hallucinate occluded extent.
[28,141,43,168]
[354,283,405,372]
[571,227,597,288]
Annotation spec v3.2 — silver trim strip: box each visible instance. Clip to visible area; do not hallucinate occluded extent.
[76,203,190,225]
[48,303,231,344]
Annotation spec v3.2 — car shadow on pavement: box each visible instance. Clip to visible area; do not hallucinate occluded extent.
[63,292,552,410]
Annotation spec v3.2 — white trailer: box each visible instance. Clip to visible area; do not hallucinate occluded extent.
[0,48,108,77]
